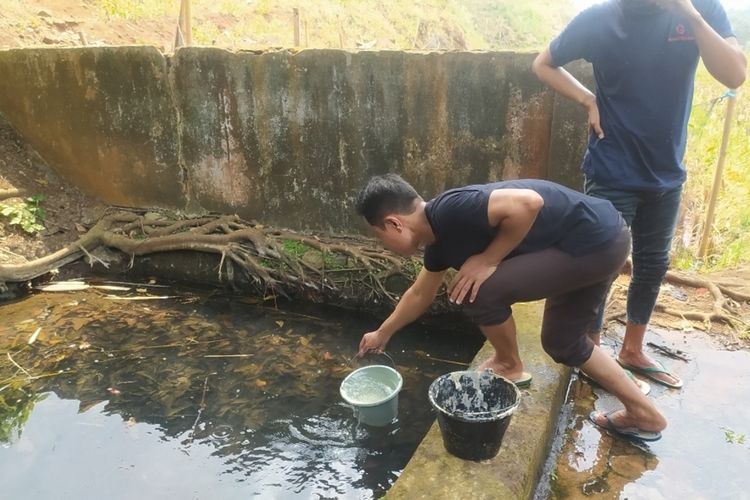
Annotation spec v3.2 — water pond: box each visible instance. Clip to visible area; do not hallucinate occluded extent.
[0,279,482,499]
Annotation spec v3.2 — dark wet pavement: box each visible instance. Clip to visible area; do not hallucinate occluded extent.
[545,326,750,499]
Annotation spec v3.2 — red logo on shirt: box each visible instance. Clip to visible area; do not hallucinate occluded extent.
[668,23,695,42]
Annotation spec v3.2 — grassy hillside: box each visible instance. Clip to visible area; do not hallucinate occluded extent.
[93,0,576,50]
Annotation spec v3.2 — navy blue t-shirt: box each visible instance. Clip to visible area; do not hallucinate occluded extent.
[423,179,624,272]
[549,0,734,192]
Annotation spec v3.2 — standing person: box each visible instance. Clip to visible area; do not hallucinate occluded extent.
[532,0,746,389]
[355,174,667,440]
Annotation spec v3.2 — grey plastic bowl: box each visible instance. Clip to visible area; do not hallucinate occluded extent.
[340,365,403,426]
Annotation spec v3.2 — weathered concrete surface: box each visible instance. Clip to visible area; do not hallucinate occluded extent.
[171,49,554,230]
[387,302,570,500]
[0,47,591,233]
[0,47,184,208]
[546,60,595,190]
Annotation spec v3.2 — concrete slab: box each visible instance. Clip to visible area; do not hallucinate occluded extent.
[546,326,750,499]
[387,301,571,500]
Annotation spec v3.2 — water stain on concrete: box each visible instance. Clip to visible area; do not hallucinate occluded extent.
[545,327,750,499]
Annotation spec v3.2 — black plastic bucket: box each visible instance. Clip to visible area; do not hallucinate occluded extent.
[428,370,521,461]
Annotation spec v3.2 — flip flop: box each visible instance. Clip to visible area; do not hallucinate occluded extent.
[578,369,651,396]
[479,368,532,388]
[511,371,533,388]
[589,411,662,442]
[616,358,683,389]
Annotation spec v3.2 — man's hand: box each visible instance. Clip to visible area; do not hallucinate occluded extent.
[448,254,497,305]
[584,94,604,139]
[358,330,392,357]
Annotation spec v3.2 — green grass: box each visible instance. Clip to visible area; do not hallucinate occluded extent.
[95,0,173,20]
[89,0,571,50]
[678,62,750,271]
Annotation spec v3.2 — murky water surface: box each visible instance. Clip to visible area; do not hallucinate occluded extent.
[546,327,750,500]
[0,281,481,499]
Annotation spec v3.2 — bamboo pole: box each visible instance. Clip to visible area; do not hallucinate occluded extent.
[179,0,192,46]
[699,90,738,259]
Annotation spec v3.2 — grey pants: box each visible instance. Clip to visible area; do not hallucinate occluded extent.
[462,223,630,367]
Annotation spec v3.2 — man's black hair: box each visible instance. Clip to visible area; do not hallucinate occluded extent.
[356,174,421,227]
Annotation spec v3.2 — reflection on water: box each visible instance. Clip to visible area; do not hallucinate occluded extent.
[0,281,481,499]
[547,328,750,500]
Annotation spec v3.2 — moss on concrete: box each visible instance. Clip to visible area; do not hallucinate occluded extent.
[0,48,591,234]
[387,301,570,500]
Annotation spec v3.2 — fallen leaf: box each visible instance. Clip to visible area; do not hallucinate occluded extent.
[28,327,41,344]
[91,285,130,291]
[267,335,283,345]
[107,387,122,396]
[275,321,284,328]
[322,351,334,361]
[72,318,89,331]
[255,379,267,388]
[299,337,310,346]
[78,341,91,350]
[37,281,89,292]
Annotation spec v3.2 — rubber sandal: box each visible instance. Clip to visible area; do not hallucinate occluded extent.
[589,410,662,442]
[616,358,683,389]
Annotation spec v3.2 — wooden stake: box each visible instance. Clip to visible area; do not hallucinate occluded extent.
[304,19,309,47]
[293,8,301,46]
[699,90,738,259]
[179,0,192,46]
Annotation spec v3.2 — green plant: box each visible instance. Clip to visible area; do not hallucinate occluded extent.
[281,239,314,259]
[674,60,750,271]
[0,384,43,444]
[0,194,46,234]
[723,428,747,445]
[95,0,170,20]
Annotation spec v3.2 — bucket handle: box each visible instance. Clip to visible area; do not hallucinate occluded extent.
[348,350,397,369]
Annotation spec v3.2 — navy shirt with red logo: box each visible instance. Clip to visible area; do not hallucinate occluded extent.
[549,0,734,192]
[423,179,624,272]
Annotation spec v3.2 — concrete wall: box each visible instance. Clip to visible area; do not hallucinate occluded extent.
[0,47,592,233]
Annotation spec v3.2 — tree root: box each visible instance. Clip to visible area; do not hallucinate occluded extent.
[0,188,27,201]
[0,211,432,312]
[613,259,748,336]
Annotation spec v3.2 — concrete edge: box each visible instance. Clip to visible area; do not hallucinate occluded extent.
[386,301,571,499]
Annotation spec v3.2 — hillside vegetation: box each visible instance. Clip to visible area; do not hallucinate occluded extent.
[89,0,578,51]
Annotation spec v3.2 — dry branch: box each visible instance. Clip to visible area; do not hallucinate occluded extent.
[613,259,748,334]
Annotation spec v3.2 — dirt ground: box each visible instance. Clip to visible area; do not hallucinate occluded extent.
[0,118,106,265]
[0,0,180,52]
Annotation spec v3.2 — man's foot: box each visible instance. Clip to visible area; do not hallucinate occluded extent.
[589,409,665,441]
[477,357,531,387]
[616,353,683,389]
[579,369,651,396]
